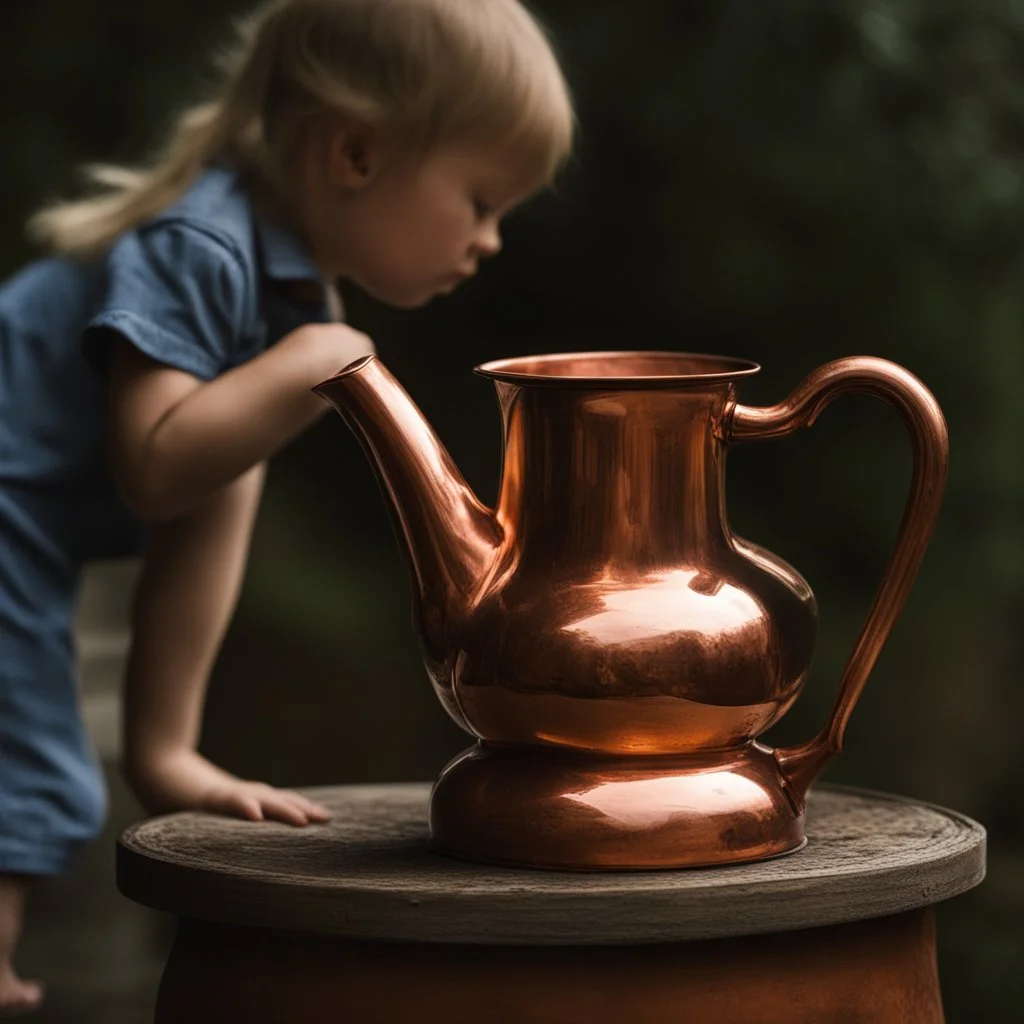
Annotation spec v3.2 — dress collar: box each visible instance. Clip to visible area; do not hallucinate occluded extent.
[253,212,324,284]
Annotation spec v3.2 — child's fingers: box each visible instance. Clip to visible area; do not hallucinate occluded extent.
[204,783,329,827]
[206,788,264,822]
[268,789,331,823]
[238,795,265,822]
[257,789,311,827]
[291,793,332,821]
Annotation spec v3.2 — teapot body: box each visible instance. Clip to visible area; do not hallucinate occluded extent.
[433,367,817,755]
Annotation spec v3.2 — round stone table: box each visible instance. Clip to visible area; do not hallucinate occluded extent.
[117,783,985,1023]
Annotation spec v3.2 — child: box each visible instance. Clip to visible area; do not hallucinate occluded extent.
[0,0,574,1011]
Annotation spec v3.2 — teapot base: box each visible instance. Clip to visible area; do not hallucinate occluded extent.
[429,741,806,871]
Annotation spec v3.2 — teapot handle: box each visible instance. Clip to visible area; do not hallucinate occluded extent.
[727,357,949,803]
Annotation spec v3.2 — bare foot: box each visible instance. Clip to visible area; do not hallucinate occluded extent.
[0,876,42,1017]
[0,968,44,1017]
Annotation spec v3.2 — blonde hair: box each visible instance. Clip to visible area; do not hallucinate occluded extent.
[29,0,575,258]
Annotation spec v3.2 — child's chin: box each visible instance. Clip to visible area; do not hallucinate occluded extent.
[373,286,436,310]
[395,295,434,310]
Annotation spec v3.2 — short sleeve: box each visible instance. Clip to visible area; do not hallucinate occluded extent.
[83,219,250,381]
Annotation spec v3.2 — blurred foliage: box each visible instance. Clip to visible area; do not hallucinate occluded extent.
[2,1,1022,1019]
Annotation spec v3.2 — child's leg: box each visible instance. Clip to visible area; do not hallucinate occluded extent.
[0,658,106,1016]
[0,875,43,1014]
[0,492,108,1015]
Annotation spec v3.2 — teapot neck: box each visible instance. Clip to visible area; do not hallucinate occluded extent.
[497,385,734,570]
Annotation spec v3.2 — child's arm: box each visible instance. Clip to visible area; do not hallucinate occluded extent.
[121,461,328,824]
[107,321,372,521]
[110,320,371,821]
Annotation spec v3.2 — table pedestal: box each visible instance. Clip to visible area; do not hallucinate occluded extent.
[157,909,941,1024]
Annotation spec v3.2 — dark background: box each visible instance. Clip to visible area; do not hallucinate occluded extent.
[1,1,1021,1019]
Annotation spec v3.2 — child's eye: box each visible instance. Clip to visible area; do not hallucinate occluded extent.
[473,199,495,220]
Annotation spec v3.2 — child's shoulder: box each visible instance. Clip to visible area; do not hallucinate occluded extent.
[97,165,266,324]
[144,165,254,258]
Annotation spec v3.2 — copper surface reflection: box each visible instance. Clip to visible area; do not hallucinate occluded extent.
[314,352,948,869]
[561,570,760,647]
[565,773,769,829]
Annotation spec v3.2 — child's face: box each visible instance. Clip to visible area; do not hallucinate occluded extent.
[311,138,538,308]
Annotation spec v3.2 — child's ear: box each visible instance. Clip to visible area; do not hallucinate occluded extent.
[327,120,379,190]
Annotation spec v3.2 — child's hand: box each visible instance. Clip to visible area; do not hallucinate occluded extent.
[125,747,331,826]
[197,776,332,826]
[279,321,377,384]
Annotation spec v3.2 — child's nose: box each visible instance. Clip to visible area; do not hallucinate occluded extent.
[473,221,502,258]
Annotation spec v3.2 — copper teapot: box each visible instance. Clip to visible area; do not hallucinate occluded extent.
[314,352,947,870]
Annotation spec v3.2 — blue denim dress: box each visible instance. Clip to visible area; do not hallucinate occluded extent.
[0,167,333,874]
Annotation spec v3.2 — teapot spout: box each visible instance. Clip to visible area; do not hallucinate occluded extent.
[313,356,503,654]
